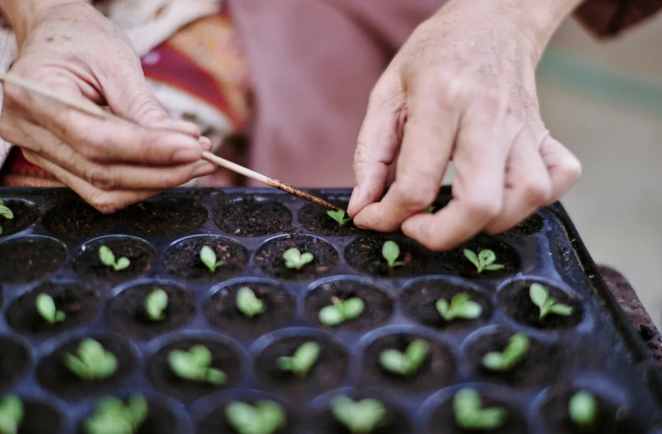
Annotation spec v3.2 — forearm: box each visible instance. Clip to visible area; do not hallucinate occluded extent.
[0,0,91,46]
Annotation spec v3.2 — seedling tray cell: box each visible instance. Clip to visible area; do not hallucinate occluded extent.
[0,187,660,434]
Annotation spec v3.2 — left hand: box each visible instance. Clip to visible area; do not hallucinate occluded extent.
[348,0,583,250]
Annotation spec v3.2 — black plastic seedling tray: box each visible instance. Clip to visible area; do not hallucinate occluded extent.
[0,186,661,434]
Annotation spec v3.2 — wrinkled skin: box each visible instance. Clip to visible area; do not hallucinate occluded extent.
[0,0,215,213]
[349,0,583,250]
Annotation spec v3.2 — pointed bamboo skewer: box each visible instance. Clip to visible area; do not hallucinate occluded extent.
[0,72,341,211]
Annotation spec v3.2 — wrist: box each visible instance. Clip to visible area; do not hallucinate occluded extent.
[0,0,90,46]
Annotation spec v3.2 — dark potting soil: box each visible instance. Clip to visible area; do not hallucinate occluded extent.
[146,338,242,403]
[304,280,393,331]
[254,334,349,400]
[106,283,196,340]
[162,236,248,281]
[429,395,527,434]
[254,235,338,280]
[42,200,119,238]
[73,237,155,282]
[0,237,67,284]
[498,280,584,329]
[36,336,137,399]
[399,279,492,331]
[197,400,294,434]
[344,236,428,277]
[540,385,644,434]
[465,327,560,388]
[500,213,544,238]
[213,197,292,237]
[0,200,40,237]
[298,203,359,237]
[361,333,455,393]
[0,337,30,391]
[307,402,410,434]
[204,281,296,339]
[6,281,99,336]
[125,198,208,237]
[437,236,520,279]
[18,400,64,434]
[77,398,178,434]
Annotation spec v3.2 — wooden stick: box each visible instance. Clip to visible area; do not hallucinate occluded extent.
[0,72,342,211]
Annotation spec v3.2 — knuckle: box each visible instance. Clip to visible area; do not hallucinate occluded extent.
[522,179,551,205]
[85,166,116,190]
[391,181,437,210]
[561,155,582,181]
[88,194,121,214]
[464,195,501,220]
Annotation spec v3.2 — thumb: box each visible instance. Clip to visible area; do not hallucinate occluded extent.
[347,71,405,217]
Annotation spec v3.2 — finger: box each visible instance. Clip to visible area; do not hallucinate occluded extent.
[484,127,552,235]
[13,118,216,190]
[348,71,405,217]
[3,76,204,165]
[199,136,213,152]
[352,88,459,232]
[401,109,512,251]
[22,150,159,214]
[539,135,582,204]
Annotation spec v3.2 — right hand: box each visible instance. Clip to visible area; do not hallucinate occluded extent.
[0,0,216,213]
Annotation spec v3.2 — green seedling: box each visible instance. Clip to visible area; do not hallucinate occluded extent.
[84,394,147,434]
[200,246,224,272]
[168,345,226,385]
[64,339,118,380]
[436,293,483,321]
[529,283,574,319]
[237,286,265,318]
[0,395,22,434]
[145,289,168,321]
[0,199,13,237]
[463,249,504,273]
[569,391,597,428]
[36,293,66,324]
[454,388,506,430]
[99,245,130,271]
[327,210,352,226]
[382,241,404,268]
[482,333,530,371]
[379,340,429,376]
[331,396,386,434]
[283,248,314,269]
[318,297,365,326]
[277,341,320,377]
[424,206,436,213]
[226,401,286,434]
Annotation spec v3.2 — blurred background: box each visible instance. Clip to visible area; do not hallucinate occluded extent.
[537,16,662,327]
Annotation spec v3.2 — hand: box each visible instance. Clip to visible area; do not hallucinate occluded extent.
[348,0,583,250]
[0,0,216,213]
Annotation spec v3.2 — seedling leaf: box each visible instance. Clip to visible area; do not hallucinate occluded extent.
[0,202,13,220]
[379,340,429,376]
[98,245,131,272]
[168,345,226,385]
[327,210,352,226]
[64,339,118,380]
[277,341,320,377]
[454,388,506,430]
[85,394,148,434]
[424,206,435,213]
[382,241,404,268]
[36,293,66,324]
[226,401,286,434]
[436,293,483,321]
[0,395,23,434]
[283,248,314,270]
[145,289,168,321]
[200,246,224,272]
[569,391,597,427]
[464,248,504,273]
[331,396,386,434]
[237,287,265,318]
[482,333,530,371]
[319,297,365,326]
[529,283,574,319]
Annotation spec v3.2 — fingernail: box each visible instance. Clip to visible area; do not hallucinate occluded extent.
[199,137,213,152]
[347,186,362,215]
[173,147,202,163]
[193,162,216,178]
